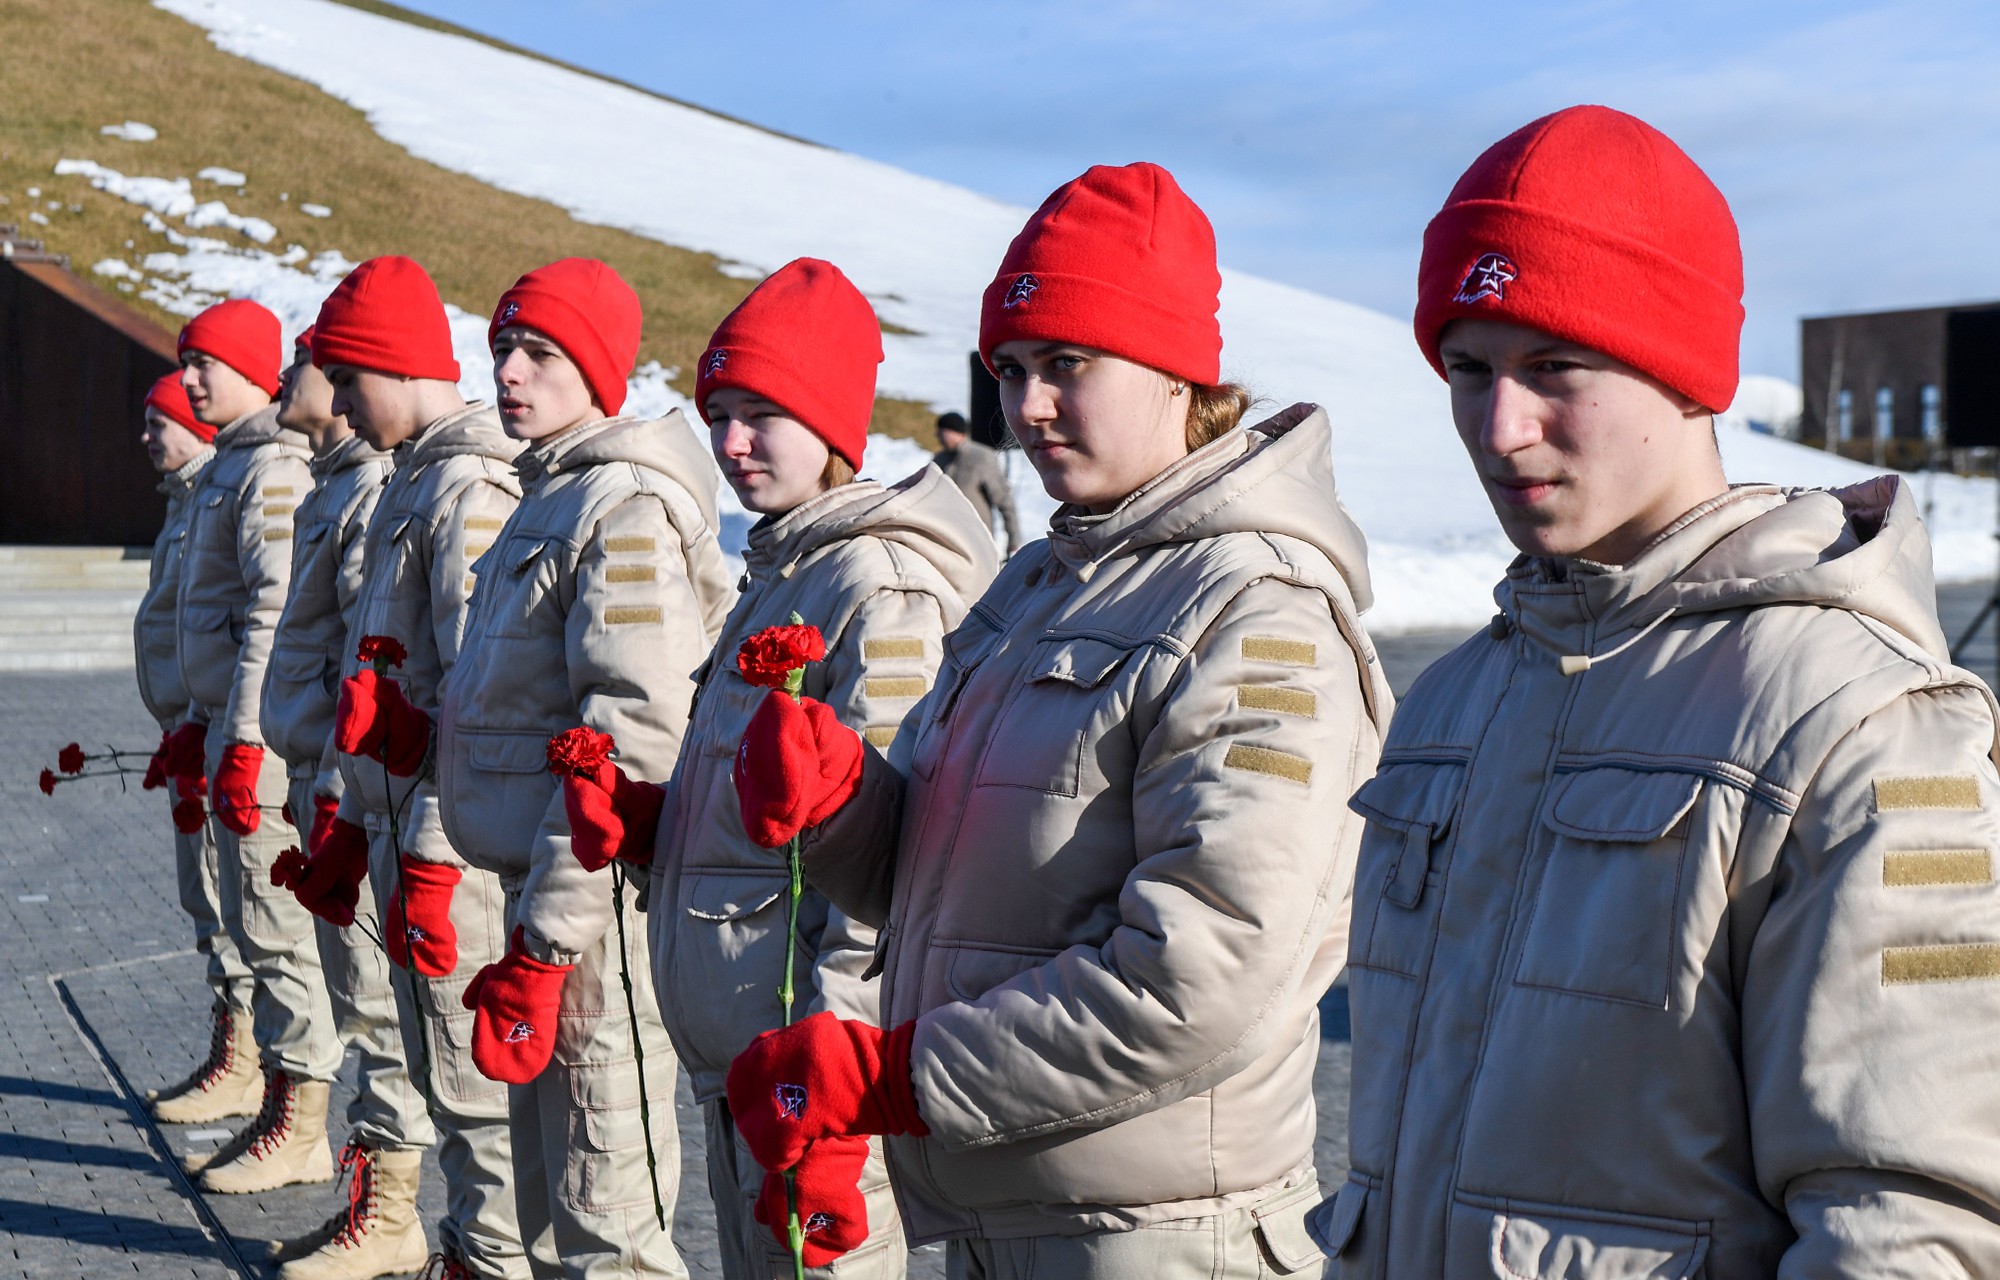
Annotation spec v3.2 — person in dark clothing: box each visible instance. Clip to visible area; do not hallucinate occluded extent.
[932,411,1021,555]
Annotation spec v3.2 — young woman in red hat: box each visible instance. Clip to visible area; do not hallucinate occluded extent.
[718,164,1392,1277]
[555,256,998,1277]
[433,257,736,1278]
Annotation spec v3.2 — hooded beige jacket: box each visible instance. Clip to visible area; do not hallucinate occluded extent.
[175,406,313,741]
[1318,480,2000,1278]
[436,412,734,956]
[333,404,522,862]
[805,406,1392,1248]
[648,465,998,1101]
[135,447,215,729]
[262,433,393,777]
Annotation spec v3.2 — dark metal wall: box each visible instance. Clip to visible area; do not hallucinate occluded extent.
[0,257,178,545]
[1799,301,2000,448]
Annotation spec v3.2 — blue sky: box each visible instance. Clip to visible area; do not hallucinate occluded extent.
[398,0,2000,383]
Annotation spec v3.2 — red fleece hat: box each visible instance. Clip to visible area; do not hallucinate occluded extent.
[979,162,1222,386]
[1415,105,1744,412]
[146,372,214,442]
[294,324,315,357]
[310,256,461,382]
[490,258,641,416]
[178,299,282,396]
[696,258,881,468]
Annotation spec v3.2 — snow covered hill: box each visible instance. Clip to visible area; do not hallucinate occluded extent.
[122,0,2000,630]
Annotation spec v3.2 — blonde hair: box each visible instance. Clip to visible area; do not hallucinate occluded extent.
[819,453,856,489]
[1185,381,1254,450]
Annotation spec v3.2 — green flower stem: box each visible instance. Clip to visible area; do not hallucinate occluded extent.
[611,862,668,1232]
[782,623,809,1280]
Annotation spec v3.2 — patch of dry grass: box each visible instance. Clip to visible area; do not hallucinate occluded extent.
[0,0,939,440]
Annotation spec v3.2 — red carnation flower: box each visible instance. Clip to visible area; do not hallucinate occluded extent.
[272,846,309,890]
[57,743,85,774]
[38,768,57,796]
[547,726,615,778]
[736,624,827,690]
[356,635,408,669]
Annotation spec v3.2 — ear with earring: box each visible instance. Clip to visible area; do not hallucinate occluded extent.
[1171,382,1187,397]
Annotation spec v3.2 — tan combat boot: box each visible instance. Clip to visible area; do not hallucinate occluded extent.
[279,1142,430,1280]
[150,1003,263,1124]
[199,1070,335,1194]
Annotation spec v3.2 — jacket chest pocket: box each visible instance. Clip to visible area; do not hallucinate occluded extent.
[973,635,1136,797]
[909,611,1005,781]
[483,536,564,641]
[1348,760,1466,978]
[193,490,236,550]
[1512,767,1705,1010]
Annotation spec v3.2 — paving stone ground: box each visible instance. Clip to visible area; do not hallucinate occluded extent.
[3,583,1991,1276]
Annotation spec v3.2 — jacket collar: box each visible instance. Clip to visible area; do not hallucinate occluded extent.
[210,404,298,453]
[396,401,519,471]
[310,432,390,480]
[158,446,215,496]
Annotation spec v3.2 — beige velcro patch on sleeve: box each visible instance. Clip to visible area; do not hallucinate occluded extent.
[1884,849,1993,887]
[864,726,899,749]
[605,565,656,583]
[1881,941,2000,985]
[263,503,295,517]
[464,544,491,560]
[1875,775,1982,811]
[464,576,477,595]
[863,637,925,660]
[865,676,928,699]
[605,536,656,553]
[1224,743,1313,784]
[263,528,292,542]
[1239,685,1317,718]
[1242,636,1315,667]
[604,606,662,625]
[261,485,295,497]
[464,517,505,531]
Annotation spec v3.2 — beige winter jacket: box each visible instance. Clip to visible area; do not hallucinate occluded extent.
[647,466,998,1101]
[175,406,313,741]
[436,412,734,956]
[135,447,214,729]
[1319,480,2000,1278]
[333,403,522,865]
[805,405,1392,1247]
[262,434,393,780]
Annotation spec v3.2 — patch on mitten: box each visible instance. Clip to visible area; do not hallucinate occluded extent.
[776,1083,808,1118]
[506,1021,535,1043]
[805,1213,835,1234]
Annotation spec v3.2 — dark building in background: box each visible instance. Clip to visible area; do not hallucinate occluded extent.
[0,227,178,546]
[1800,301,2000,468]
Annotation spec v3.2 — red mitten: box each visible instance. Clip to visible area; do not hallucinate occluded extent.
[292,817,370,926]
[384,858,462,977]
[172,795,206,834]
[564,761,666,872]
[754,1136,872,1265]
[463,928,572,1084]
[725,1012,927,1174]
[142,731,170,791]
[213,744,265,836]
[337,670,431,776]
[164,720,207,780]
[734,691,864,848]
[307,792,339,857]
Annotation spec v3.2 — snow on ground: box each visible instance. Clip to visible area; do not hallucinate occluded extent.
[120,0,2000,629]
[99,120,158,142]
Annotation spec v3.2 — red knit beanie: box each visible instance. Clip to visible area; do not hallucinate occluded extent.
[310,256,461,381]
[695,258,881,468]
[177,299,281,396]
[490,258,641,415]
[979,162,1222,386]
[1415,105,1744,412]
[146,372,214,442]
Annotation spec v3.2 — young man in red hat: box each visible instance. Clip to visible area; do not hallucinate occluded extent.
[289,255,528,1280]
[135,373,263,1127]
[437,256,734,1278]
[166,298,343,1195]
[1313,105,2000,1275]
[260,327,435,1279]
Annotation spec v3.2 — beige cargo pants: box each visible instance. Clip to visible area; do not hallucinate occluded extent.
[945,1178,1326,1280]
[363,795,527,1278]
[171,782,252,1012]
[501,879,684,1280]
[704,1102,906,1280]
[287,772,436,1153]
[207,735,340,1082]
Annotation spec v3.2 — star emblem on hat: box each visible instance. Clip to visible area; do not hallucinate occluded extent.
[1453,252,1518,305]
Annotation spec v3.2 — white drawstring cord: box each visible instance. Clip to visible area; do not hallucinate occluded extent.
[1559,608,1677,677]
